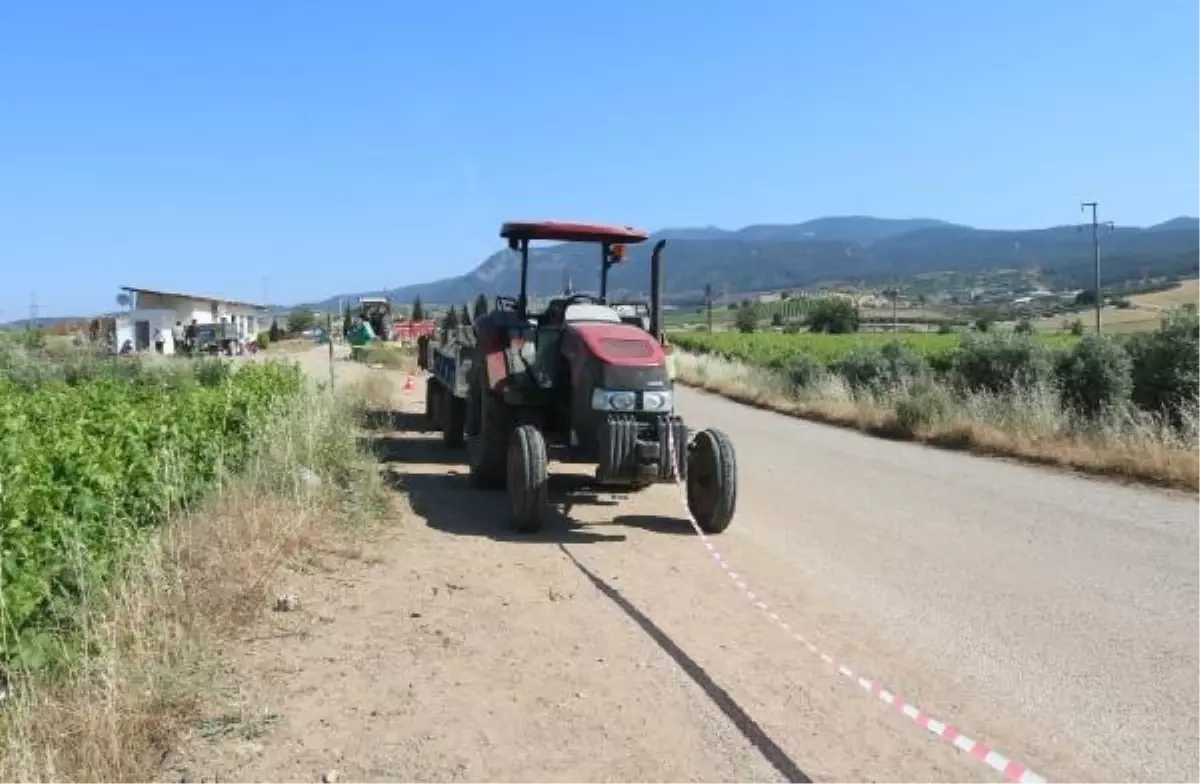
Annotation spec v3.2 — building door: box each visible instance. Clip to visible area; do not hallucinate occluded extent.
[135,320,151,350]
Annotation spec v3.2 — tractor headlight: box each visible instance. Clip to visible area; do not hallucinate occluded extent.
[641,390,672,412]
[590,389,671,412]
[591,389,637,411]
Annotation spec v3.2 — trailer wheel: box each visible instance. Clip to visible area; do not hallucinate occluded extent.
[507,424,548,533]
[425,377,440,428]
[443,393,465,448]
[466,366,510,489]
[685,428,737,534]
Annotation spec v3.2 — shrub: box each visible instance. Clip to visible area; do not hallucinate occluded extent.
[1126,308,1200,425]
[1014,317,1034,335]
[893,379,952,434]
[734,305,758,334]
[1055,333,1132,420]
[951,332,1054,395]
[782,354,827,391]
[1068,319,1086,336]
[808,298,860,334]
[770,311,784,327]
[256,330,271,349]
[936,321,954,334]
[835,342,928,395]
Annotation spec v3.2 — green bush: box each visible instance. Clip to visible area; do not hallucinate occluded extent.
[893,379,952,433]
[951,333,1054,395]
[782,354,827,390]
[734,305,758,334]
[256,330,271,349]
[835,342,928,394]
[0,360,303,669]
[1055,334,1132,420]
[807,298,860,334]
[1126,308,1200,425]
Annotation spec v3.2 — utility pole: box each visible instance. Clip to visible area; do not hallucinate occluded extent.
[704,283,714,332]
[1080,201,1115,333]
[29,291,38,333]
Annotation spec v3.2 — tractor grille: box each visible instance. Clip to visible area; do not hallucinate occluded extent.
[600,338,655,359]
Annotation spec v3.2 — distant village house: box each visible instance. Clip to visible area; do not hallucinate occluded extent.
[115,286,267,354]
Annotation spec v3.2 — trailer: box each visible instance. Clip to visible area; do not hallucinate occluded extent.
[417,325,476,447]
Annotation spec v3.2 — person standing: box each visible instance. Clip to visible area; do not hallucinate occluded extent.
[153,326,165,354]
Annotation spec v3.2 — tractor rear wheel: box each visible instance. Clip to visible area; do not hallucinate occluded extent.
[466,366,510,488]
[507,424,548,533]
[442,393,465,448]
[425,377,440,428]
[685,428,737,534]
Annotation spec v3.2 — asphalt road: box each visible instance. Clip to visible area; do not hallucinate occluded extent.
[663,385,1198,782]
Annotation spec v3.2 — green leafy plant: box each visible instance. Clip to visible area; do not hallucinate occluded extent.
[0,359,304,670]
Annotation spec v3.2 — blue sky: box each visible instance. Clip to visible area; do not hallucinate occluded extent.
[1,0,1196,318]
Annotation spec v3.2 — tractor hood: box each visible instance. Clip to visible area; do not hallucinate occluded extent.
[565,322,666,367]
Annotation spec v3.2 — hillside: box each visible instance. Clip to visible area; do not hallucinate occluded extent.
[317,216,1200,310]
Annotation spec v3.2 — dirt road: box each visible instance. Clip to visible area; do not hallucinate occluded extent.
[173,346,1198,782]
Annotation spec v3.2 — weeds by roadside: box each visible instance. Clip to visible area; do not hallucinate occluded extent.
[355,342,418,372]
[0,374,393,782]
[673,348,1199,490]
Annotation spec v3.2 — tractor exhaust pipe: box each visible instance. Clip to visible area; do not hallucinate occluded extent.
[649,239,666,343]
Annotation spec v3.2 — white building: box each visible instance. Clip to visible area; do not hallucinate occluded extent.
[115,286,268,355]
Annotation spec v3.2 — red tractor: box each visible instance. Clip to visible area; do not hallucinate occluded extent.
[431,220,737,535]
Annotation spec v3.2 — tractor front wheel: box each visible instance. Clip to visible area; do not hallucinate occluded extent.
[507,424,549,533]
[685,428,737,534]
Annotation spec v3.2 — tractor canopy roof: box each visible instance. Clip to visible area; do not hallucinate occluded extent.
[500,220,649,245]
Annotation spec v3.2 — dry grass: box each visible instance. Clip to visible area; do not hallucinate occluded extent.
[354,342,419,372]
[1037,279,1199,334]
[265,337,319,353]
[0,377,395,782]
[673,350,1199,491]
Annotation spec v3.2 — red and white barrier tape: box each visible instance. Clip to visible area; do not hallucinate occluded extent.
[664,430,1046,784]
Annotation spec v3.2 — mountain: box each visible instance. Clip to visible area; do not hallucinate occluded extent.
[313,215,1199,310]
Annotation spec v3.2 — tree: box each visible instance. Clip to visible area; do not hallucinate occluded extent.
[442,307,460,331]
[770,311,784,327]
[473,293,489,319]
[287,307,316,335]
[412,296,425,321]
[807,297,860,334]
[269,318,282,342]
[734,304,758,333]
[1074,289,1098,307]
[1014,316,1034,335]
[459,304,472,326]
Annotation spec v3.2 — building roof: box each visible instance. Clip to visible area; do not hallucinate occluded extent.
[120,286,268,310]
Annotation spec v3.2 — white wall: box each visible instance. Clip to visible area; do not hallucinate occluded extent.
[127,292,266,348]
[119,308,179,353]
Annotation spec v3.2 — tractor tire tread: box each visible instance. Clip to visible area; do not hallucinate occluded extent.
[508,424,548,533]
[687,428,737,534]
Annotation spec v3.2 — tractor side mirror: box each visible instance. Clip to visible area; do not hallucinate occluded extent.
[508,237,519,251]
[607,244,627,265]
